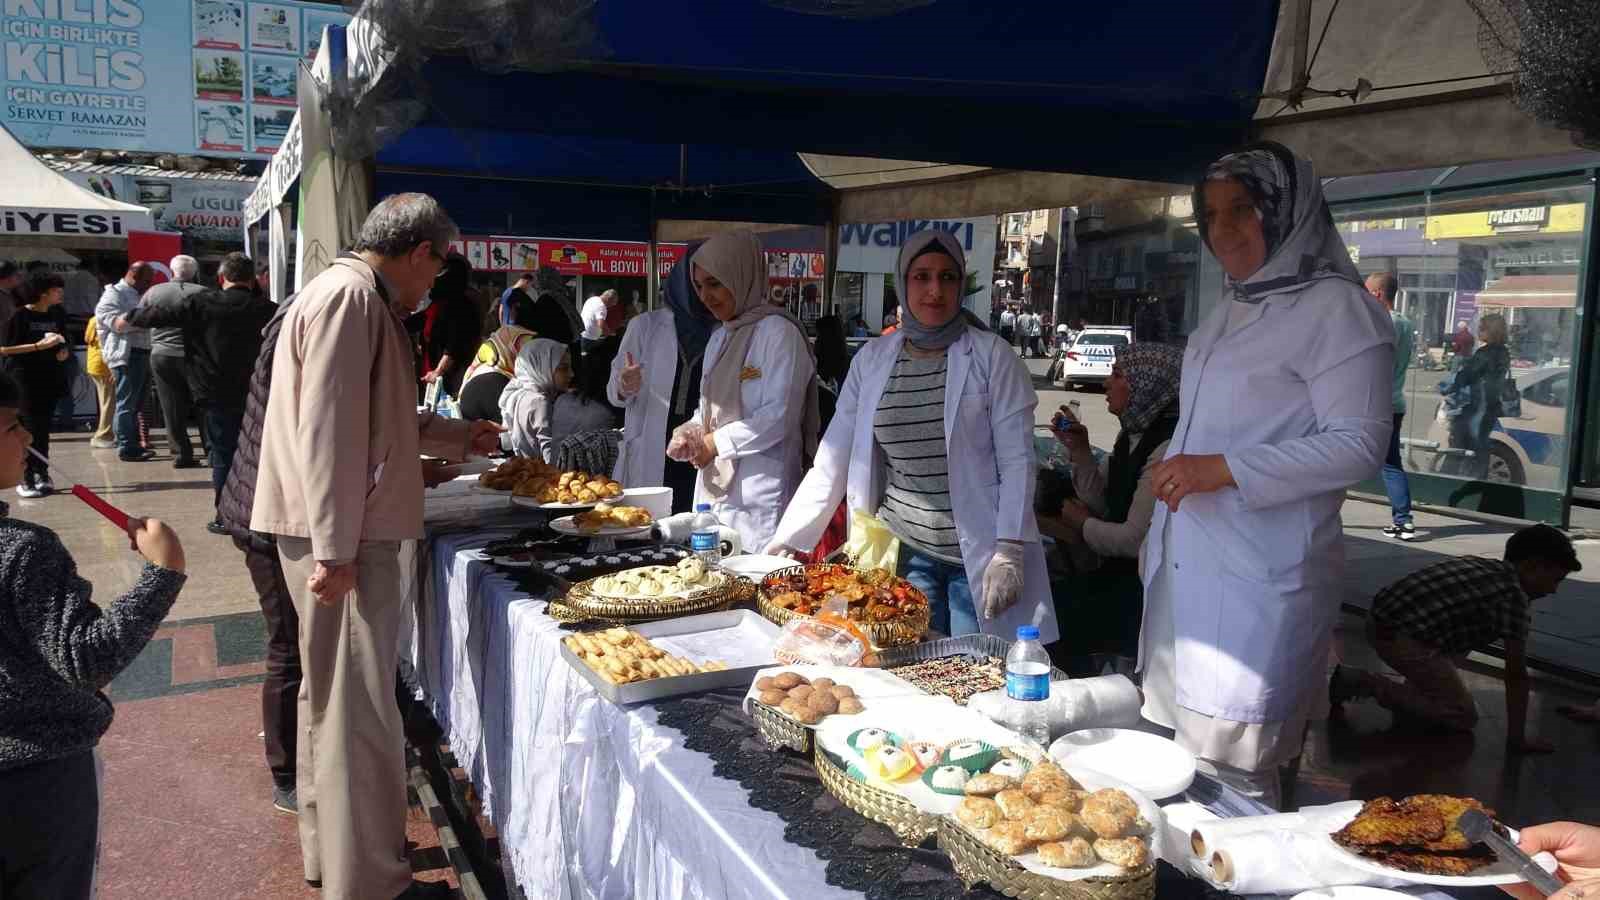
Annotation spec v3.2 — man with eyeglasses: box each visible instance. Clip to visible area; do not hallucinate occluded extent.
[251,193,502,900]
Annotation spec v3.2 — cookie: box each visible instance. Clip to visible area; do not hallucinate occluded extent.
[773,672,804,690]
[1038,837,1097,868]
[1021,807,1075,843]
[807,691,839,714]
[984,821,1035,856]
[837,697,865,715]
[994,788,1037,821]
[788,684,815,702]
[1093,837,1149,868]
[955,796,1002,830]
[963,772,1014,796]
[757,689,789,706]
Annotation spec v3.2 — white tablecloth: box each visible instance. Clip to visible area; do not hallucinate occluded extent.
[405,530,863,900]
[404,526,1472,900]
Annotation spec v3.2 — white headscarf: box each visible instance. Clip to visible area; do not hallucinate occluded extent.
[693,230,819,498]
[499,337,567,463]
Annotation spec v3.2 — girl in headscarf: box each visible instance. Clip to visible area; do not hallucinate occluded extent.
[767,230,1059,644]
[498,338,572,464]
[1137,142,1393,807]
[1043,342,1183,669]
[458,290,538,423]
[674,230,818,551]
[608,242,718,513]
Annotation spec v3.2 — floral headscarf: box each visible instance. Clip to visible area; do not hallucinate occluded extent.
[1194,141,1361,302]
[1115,342,1183,434]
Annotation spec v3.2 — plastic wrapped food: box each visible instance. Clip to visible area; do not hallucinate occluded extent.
[771,595,873,667]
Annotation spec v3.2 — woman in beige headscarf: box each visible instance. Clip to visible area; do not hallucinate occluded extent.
[677,230,818,551]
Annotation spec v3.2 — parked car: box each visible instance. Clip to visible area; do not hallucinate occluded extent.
[1407,365,1568,489]
[1052,326,1132,390]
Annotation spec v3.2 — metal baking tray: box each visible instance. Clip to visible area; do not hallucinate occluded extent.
[560,609,780,705]
[876,633,1069,680]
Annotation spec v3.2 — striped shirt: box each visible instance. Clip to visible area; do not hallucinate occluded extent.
[873,349,962,563]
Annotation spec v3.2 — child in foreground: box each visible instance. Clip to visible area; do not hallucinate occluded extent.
[0,371,187,898]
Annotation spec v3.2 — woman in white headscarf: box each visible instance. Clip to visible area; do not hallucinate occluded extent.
[498,337,572,463]
[766,230,1058,644]
[1139,142,1392,807]
[676,230,818,552]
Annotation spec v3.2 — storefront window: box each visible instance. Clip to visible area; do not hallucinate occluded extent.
[1335,183,1592,495]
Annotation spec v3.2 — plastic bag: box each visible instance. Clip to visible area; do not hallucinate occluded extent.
[844,509,900,570]
[666,420,707,462]
[772,595,873,667]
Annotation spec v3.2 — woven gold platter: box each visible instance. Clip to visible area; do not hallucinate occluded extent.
[936,817,1156,900]
[549,574,754,626]
[751,700,813,754]
[756,564,930,649]
[813,745,939,848]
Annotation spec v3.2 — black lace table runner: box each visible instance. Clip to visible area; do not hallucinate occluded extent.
[651,689,1230,900]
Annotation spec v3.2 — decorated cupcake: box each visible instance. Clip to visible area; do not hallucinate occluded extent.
[988,756,1032,780]
[846,727,902,755]
[940,739,998,773]
[865,745,920,782]
[922,763,972,796]
[906,741,943,770]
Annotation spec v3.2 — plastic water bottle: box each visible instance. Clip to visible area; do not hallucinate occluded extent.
[690,503,723,568]
[1005,626,1052,747]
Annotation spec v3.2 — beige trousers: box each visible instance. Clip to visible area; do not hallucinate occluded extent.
[277,536,412,900]
[90,372,115,443]
[1359,620,1479,731]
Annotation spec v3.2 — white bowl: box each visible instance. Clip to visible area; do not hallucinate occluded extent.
[620,486,673,520]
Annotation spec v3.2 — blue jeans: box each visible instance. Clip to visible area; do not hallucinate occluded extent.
[897,547,978,637]
[205,408,245,506]
[112,349,151,455]
[1382,412,1413,525]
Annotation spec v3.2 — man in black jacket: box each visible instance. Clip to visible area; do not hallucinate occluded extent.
[215,282,300,814]
[123,252,275,533]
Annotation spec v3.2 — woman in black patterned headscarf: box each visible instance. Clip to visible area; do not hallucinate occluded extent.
[1044,342,1184,669]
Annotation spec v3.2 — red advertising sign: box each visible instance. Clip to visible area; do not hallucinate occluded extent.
[454,236,686,277]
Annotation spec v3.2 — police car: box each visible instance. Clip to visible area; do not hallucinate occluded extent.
[1053,326,1132,390]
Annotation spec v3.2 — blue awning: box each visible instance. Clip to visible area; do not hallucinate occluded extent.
[368,1,1281,231]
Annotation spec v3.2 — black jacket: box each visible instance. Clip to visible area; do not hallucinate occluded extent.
[124,286,275,412]
[216,294,295,540]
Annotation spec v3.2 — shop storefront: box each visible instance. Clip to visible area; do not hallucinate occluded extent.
[834,216,997,332]
[449,234,687,318]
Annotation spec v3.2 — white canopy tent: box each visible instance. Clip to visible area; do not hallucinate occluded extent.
[0,122,151,250]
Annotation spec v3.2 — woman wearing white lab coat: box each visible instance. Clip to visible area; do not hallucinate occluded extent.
[608,243,716,514]
[1140,142,1393,807]
[671,231,819,551]
[767,231,1059,643]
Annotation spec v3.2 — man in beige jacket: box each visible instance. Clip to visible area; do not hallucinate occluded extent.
[251,193,499,900]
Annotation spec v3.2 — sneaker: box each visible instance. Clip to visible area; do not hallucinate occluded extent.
[118,449,157,462]
[36,476,54,495]
[89,437,117,449]
[172,458,205,470]
[207,520,230,536]
[15,483,44,499]
[1381,522,1418,541]
[273,785,298,815]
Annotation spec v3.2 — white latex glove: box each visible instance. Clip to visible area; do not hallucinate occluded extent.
[981,540,1025,620]
[763,541,803,560]
[666,421,707,463]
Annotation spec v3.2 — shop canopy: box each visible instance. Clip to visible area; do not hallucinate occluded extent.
[0,122,151,248]
[248,1,1583,257]
[1474,274,1579,310]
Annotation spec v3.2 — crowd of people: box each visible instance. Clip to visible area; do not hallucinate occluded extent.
[1,141,1597,900]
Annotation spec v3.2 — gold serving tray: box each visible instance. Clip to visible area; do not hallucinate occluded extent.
[812,745,938,848]
[751,700,813,754]
[936,817,1156,900]
[550,575,755,626]
[756,564,930,649]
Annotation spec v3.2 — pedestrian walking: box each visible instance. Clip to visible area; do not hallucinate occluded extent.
[1367,272,1419,540]
[0,272,71,497]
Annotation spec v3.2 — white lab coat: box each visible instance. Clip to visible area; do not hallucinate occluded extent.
[770,329,1060,643]
[1142,278,1393,723]
[607,309,679,488]
[692,315,816,552]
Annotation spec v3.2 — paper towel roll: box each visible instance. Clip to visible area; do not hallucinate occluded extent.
[1206,829,1411,894]
[1159,802,1220,873]
[1189,801,1363,861]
